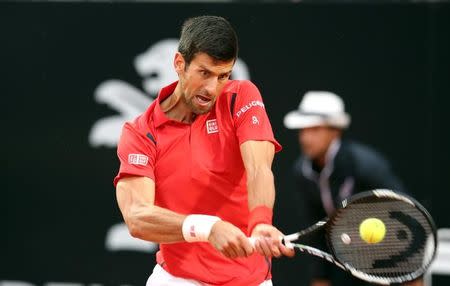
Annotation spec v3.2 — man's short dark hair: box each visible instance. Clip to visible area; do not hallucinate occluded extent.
[178,15,238,65]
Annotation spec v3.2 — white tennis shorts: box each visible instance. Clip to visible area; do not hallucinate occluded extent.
[146,264,273,286]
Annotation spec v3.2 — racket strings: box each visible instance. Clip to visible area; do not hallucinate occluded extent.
[327,199,435,280]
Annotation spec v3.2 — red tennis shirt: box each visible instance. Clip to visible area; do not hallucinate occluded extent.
[114,80,281,286]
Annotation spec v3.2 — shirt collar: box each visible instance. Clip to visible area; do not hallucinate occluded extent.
[325,138,341,165]
[153,80,234,128]
[153,81,178,128]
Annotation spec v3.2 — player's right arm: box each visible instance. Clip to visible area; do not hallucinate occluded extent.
[115,122,187,243]
[116,175,186,243]
[116,176,253,257]
[116,121,253,256]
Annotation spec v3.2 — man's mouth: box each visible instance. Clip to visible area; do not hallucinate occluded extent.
[195,95,212,106]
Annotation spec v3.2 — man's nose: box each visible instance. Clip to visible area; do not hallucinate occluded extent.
[204,77,219,94]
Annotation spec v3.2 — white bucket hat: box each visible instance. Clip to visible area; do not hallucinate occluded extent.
[284,91,351,129]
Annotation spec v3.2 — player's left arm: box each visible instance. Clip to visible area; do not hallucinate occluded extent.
[240,140,295,258]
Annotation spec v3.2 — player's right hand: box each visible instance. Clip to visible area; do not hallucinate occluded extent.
[208,220,254,258]
[250,224,295,258]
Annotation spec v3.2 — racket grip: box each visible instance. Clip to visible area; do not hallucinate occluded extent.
[248,237,256,248]
[248,236,294,249]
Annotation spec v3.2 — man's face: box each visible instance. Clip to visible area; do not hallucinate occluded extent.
[298,126,339,160]
[174,52,234,115]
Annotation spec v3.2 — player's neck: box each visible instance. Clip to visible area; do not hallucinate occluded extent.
[161,92,196,124]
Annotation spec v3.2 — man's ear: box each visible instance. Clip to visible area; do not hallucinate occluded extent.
[174,52,185,74]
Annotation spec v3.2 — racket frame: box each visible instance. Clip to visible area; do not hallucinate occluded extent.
[282,189,438,285]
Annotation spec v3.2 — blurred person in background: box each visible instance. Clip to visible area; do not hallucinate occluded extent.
[281,91,422,286]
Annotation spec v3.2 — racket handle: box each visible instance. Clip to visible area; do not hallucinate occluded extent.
[248,236,294,249]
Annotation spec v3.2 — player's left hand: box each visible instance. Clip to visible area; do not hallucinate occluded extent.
[251,224,295,258]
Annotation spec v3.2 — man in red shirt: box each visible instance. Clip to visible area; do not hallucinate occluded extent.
[114,15,294,286]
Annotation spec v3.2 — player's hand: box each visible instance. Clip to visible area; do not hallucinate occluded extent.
[208,220,254,259]
[251,224,295,258]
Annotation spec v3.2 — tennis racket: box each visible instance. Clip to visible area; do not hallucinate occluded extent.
[255,189,437,285]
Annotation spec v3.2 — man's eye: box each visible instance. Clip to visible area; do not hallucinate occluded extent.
[219,74,230,81]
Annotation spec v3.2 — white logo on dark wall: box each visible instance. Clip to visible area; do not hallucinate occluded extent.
[89,38,250,254]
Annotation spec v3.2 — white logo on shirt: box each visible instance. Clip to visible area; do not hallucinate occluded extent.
[206,119,219,134]
[252,116,259,125]
[128,154,149,166]
[235,100,265,118]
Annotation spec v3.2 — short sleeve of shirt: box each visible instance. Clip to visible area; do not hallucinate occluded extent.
[233,80,282,152]
[113,121,156,187]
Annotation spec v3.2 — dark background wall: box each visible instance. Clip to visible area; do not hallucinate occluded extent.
[2,2,450,286]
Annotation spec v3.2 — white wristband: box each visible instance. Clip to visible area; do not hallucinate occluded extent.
[182,214,221,242]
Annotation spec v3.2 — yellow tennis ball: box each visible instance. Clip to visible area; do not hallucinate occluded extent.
[359,218,386,244]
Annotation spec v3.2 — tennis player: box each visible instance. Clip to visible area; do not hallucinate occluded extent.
[114,15,294,286]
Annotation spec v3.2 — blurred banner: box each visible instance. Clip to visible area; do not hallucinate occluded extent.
[2,2,450,286]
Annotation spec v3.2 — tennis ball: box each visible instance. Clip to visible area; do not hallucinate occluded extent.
[359,218,386,244]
